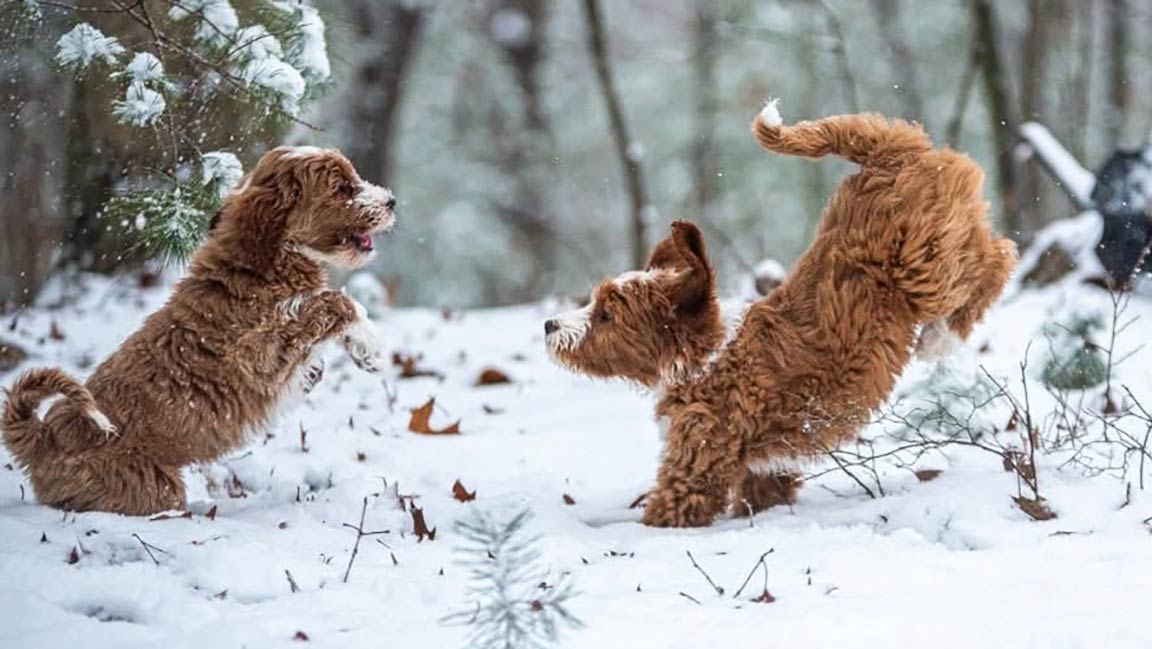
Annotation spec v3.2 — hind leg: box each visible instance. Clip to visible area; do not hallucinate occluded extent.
[731,469,802,516]
[32,449,186,515]
[947,237,1017,341]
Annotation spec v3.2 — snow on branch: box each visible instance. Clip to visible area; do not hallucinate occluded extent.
[1018,122,1096,211]
[113,81,166,126]
[55,22,124,70]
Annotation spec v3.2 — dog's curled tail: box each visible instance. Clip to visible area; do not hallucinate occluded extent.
[2,368,115,469]
[751,99,931,167]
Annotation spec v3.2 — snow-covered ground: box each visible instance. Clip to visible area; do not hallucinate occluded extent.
[2,273,1151,649]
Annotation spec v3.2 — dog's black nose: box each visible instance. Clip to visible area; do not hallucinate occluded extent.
[385,197,397,211]
[544,319,559,335]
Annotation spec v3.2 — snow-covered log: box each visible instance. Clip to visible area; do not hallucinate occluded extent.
[1017,122,1096,211]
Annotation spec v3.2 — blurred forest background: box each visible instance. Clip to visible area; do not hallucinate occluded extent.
[2,0,1151,308]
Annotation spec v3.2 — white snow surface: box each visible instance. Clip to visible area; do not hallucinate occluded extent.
[1018,122,1097,208]
[2,273,1152,648]
[54,23,124,70]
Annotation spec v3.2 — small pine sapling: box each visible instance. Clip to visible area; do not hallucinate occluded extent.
[445,508,581,649]
[1042,313,1109,391]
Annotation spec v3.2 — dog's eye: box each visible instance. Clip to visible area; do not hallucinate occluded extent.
[338,181,356,196]
[598,309,612,324]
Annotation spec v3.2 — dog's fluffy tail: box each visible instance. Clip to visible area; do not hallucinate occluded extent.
[2,368,115,470]
[751,99,931,166]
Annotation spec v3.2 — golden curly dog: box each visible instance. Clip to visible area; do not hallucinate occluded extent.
[546,104,1017,527]
[2,146,396,515]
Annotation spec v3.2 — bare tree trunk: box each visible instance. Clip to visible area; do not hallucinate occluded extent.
[489,0,550,133]
[342,1,425,185]
[970,0,1021,237]
[1066,0,1095,160]
[692,0,718,215]
[1019,0,1063,231]
[810,0,859,112]
[1104,0,1129,147]
[61,78,118,272]
[483,0,557,298]
[872,0,926,126]
[582,0,650,268]
[945,38,979,146]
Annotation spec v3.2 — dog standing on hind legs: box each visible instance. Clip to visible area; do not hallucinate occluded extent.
[545,101,1016,527]
[2,146,396,515]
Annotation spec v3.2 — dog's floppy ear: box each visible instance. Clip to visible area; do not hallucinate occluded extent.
[217,149,301,274]
[649,220,715,314]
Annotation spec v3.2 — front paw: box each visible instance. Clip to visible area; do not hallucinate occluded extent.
[641,489,718,528]
[300,357,325,394]
[342,299,384,373]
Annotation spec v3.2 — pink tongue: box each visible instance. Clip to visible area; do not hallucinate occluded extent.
[356,233,373,251]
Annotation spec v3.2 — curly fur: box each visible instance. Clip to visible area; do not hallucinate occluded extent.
[1,147,396,515]
[547,108,1017,527]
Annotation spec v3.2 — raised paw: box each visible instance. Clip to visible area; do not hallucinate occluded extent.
[342,300,384,373]
[641,488,720,528]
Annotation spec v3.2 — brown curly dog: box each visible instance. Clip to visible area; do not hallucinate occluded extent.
[545,103,1017,527]
[2,146,396,515]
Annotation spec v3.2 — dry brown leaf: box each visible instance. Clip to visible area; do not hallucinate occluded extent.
[67,546,79,564]
[562,494,576,506]
[474,368,512,386]
[452,479,476,502]
[392,352,444,380]
[411,506,436,542]
[751,589,777,604]
[1014,496,1057,521]
[293,630,310,642]
[49,321,65,341]
[206,505,218,521]
[408,398,460,435]
[1005,410,1019,431]
[914,469,942,482]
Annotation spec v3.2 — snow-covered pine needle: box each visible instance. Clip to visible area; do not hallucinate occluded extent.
[445,508,581,649]
[55,23,124,70]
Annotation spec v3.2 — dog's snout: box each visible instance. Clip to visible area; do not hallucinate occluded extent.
[544,319,559,336]
[385,197,397,211]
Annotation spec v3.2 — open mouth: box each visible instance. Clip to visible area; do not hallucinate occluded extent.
[351,232,374,254]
